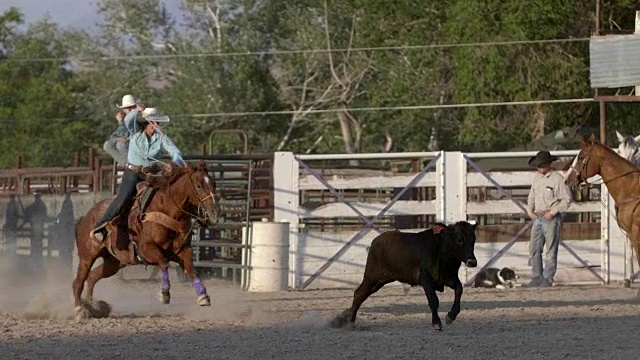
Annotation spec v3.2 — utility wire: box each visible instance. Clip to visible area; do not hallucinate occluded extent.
[6,37,590,63]
[0,98,594,122]
[176,98,594,118]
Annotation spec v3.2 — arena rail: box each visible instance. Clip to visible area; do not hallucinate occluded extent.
[272,150,631,290]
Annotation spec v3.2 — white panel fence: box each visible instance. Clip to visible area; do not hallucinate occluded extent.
[271,150,634,290]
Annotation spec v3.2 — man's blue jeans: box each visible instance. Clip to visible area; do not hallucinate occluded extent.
[529,215,562,283]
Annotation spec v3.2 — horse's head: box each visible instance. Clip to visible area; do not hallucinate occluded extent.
[150,161,219,225]
[570,133,602,187]
[184,161,219,225]
[616,130,640,164]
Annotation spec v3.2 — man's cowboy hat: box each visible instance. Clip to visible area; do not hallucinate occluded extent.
[137,107,170,124]
[528,150,559,168]
[117,94,137,109]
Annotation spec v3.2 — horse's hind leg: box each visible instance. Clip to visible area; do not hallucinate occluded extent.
[176,247,210,306]
[631,226,640,296]
[85,255,125,302]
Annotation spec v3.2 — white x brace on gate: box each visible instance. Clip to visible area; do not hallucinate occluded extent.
[462,152,603,286]
[271,151,634,290]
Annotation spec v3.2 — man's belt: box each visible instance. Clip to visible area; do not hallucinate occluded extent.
[126,163,158,174]
[126,163,143,173]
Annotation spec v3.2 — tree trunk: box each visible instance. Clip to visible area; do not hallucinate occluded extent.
[531,103,545,140]
[337,106,359,166]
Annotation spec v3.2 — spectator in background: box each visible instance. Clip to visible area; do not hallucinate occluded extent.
[23,192,48,274]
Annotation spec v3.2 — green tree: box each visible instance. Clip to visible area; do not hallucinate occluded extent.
[0,9,91,167]
[157,0,283,154]
[442,0,592,151]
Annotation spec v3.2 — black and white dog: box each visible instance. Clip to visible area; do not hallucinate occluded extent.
[473,267,519,289]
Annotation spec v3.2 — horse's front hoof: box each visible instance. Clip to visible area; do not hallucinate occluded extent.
[197,294,211,306]
[161,291,171,304]
[74,305,89,322]
[433,323,443,331]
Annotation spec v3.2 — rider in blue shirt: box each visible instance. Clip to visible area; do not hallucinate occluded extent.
[90,108,185,241]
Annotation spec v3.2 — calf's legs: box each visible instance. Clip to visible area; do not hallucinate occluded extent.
[445,279,463,324]
[331,277,391,328]
[421,275,465,331]
[420,273,443,331]
[333,274,464,331]
[348,279,390,322]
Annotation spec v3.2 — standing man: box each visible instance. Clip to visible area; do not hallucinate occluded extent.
[524,150,572,287]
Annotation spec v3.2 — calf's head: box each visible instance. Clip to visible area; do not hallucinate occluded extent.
[444,220,478,267]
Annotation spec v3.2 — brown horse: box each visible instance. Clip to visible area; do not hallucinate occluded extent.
[73,161,219,319]
[567,134,640,284]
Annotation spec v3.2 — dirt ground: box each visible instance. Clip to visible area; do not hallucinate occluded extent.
[1,260,640,360]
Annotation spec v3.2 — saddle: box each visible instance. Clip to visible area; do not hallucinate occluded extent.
[103,182,156,261]
[105,180,190,263]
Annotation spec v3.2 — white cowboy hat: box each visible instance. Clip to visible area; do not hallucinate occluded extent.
[116,94,137,108]
[141,107,170,122]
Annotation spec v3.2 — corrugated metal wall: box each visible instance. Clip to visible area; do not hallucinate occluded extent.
[590,35,640,88]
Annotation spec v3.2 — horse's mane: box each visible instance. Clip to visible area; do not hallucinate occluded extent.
[617,136,640,165]
[146,166,191,189]
[591,141,639,169]
[622,136,637,148]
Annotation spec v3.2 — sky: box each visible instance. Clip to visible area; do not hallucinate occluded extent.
[0,0,182,30]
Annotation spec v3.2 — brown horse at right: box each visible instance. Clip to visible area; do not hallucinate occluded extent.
[567,134,640,287]
[73,161,219,320]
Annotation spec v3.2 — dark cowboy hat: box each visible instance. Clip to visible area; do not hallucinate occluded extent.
[528,150,559,168]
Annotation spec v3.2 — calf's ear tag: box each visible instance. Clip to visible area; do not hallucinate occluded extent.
[431,225,445,234]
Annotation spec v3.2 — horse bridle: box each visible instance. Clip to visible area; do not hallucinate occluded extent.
[573,151,592,186]
[573,145,640,211]
[188,169,217,223]
[574,146,640,187]
[162,167,218,226]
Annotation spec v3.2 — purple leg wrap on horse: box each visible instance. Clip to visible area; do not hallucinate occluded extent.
[193,278,206,296]
[161,269,170,291]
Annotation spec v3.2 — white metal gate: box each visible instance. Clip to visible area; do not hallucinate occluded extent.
[272,151,634,290]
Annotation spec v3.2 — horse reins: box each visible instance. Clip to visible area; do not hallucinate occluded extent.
[142,167,217,244]
[573,149,640,233]
[575,153,640,186]
[146,156,216,219]
[167,168,217,224]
